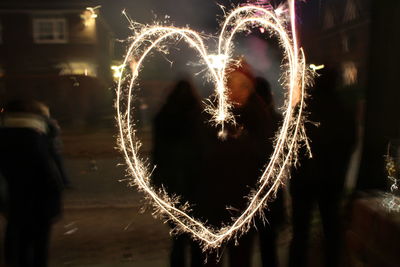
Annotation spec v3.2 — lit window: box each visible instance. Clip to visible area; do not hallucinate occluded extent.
[33,18,67,43]
[342,62,358,86]
[57,62,97,77]
[343,0,359,23]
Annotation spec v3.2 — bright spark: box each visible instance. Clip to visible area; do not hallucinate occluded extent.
[309,63,325,71]
[383,148,400,212]
[116,0,312,250]
[208,54,228,70]
[111,64,124,80]
[274,5,288,17]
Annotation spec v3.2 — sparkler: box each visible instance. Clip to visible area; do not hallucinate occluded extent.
[241,1,283,33]
[116,0,312,250]
[382,145,400,212]
[310,64,325,71]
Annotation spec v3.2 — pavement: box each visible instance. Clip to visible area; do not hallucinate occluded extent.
[0,127,326,267]
[0,127,173,267]
[49,206,171,267]
[52,127,173,266]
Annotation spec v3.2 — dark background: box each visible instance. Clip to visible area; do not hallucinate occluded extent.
[1,0,400,266]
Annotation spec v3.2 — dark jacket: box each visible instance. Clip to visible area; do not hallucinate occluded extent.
[152,81,204,204]
[196,93,274,227]
[0,113,63,221]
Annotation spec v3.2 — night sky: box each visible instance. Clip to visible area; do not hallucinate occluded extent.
[98,0,291,106]
[101,0,243,40]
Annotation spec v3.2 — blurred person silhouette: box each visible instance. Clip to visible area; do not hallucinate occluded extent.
[254,77,282,134]
[0,99,63,267]
[254,76,285,267]
[190,60,275,267]
[288,67,356,267]
[152,79,205,267]
[36,102,71,187]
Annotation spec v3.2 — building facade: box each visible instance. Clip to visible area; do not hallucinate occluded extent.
[302,0,371,96]
[0,0,114,124]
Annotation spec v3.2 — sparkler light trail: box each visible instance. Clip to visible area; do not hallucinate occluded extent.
[310,63,325,71]
[116,0,312,250]
[382,145,400,212]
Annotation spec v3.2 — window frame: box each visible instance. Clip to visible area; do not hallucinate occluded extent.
[33,18,68,44]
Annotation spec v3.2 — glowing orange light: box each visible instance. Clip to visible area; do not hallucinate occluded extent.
[81,6,101,27]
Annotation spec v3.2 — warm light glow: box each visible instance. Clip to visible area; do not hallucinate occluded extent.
[57,62,97,77]
[86,7,99,19]
[208,54,228,70]
[116,0,311,250]
[342,61,358,86]
[111,64,124,80]
[310,64,325,71]
[81,6,101,27]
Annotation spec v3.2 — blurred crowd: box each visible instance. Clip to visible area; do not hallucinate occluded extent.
[152,59,356,267]
[0,57,356,266]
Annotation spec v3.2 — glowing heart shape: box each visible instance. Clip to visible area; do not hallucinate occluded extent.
[116,1,309,250]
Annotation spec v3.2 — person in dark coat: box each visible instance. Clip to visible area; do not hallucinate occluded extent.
[191,62,275,267]
[288,68,356,267]
[254,76,285,267]
[0,100,63,267]
[152,79,204,267]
